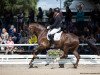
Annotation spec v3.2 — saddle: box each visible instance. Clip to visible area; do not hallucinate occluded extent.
[47,31,62,41]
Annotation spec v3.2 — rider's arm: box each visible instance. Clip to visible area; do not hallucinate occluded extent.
[50,16,61,29]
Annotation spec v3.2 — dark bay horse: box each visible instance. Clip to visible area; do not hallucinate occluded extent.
[28,23,80,68]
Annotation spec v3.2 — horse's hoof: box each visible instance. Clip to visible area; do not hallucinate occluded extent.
[45,64,49,66]
[59,64,64,68]
[60,55,67,59]
[73,64,77,68]
[60,56,65,59]
[29,65,33,68]
[51,67,54,69]
[33,66,38,68]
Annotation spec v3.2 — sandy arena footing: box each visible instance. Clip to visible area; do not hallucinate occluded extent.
[0,64,100,75]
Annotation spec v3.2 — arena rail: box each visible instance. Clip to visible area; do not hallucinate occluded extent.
[0,55,100,64]
[0,43,100,47]
[0,44,100,65]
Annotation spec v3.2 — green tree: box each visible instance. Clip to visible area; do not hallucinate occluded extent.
[0,0,38,17]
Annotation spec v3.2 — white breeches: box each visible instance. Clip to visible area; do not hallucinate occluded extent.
[48,27,61,35]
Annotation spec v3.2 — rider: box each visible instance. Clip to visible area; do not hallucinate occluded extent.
[47,7,63,44]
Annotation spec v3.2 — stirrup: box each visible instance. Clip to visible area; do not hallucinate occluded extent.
[50,44,55,48]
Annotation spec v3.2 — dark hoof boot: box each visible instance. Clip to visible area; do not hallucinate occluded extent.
[73,64,77,68]
[33,66,38,68]
[59,64,64,68]
[45,64,49,66]
[60,55,67,59]
[29,65,33,68]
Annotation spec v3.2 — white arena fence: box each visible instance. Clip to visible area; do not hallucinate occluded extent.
[0,44,100,65]
[0,43,100,47]
[0,55,100,65]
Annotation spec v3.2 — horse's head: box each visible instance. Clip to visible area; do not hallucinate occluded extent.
[28,23,46,36]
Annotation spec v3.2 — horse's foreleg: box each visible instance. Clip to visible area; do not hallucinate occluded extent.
[73,50,80,68]
[29,45,46,68]
[29,53,36,68]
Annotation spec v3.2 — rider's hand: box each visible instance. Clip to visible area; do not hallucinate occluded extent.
[47,26,50,29]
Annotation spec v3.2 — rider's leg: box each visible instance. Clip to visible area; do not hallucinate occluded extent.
[48,28,61,45]
[49,28,61,34]
[48,28,61,39]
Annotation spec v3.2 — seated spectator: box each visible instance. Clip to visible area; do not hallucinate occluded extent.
[28,34,38,51]
[0,36,5,51]
[86,35,99,55]
[0,36,3,44]
[8,25,15,36]
[19,25,29,44]
[29,34,37,44]
[18,25,29,51]
[87,35,96,45]
[12,28,19,44]
[5,36,14,54]
[1,28,9,44]
[95,27,100,43]
[83,27,91,37]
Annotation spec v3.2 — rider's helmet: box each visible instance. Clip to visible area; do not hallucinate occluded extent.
[54,7,60,13]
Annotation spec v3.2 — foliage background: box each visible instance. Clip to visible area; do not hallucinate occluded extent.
[0,0,38,17]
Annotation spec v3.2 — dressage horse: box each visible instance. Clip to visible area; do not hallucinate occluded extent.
[28,23,80,68]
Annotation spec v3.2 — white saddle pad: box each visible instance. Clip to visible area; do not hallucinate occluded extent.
[47,31,62,41]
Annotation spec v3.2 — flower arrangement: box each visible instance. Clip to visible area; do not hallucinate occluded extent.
[47,49,64,57]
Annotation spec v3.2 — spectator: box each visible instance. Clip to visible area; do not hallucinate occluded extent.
[17,9,24,31]
[19,25,29,51]
[76,5,84,35]
[91,6,100,27]
[86,35,99,55]
[83,27,91,38]
[28,34,38,51]
[95,27,100,43]
[28,9,35,23]
[1,28,9,44]
[0,18,3,34]
[8,25,15,36]
[5,36,14,54]
[37,7,43,23]
[0,36,3,44]
[47,8,54,25]
[0,36,4,51]
[79,35,86,54]
[12,28,19,44]
[65,6,72,32]
[19,28,28,44]
[3,10,11,30]
[87,35,96,45]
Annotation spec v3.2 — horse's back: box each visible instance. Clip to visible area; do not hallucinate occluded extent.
[62,32,79,46]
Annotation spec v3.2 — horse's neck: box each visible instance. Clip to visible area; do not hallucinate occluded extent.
[33,24,46,37]
[35,28,46,36]
[37,29,47,39]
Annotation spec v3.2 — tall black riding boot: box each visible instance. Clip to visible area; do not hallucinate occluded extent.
[48,34,54,47]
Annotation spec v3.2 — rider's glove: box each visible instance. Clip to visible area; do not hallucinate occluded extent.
[47,26,50,29]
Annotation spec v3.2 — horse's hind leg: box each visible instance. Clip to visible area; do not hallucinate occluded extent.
[72,46,80,68]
